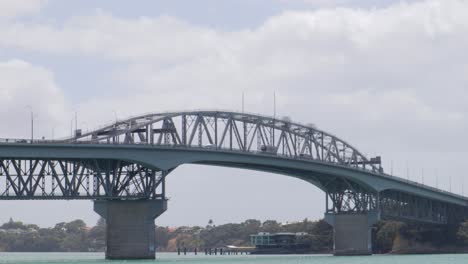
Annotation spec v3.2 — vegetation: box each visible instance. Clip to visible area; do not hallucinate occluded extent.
[156,218,333,252]
[373,219,468,254]
[0,218,105,252]
[0,217,467,253]
[374,220,407,253]
[457,220,468,244]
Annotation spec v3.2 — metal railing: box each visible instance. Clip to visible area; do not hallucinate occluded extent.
[0,137,466,201]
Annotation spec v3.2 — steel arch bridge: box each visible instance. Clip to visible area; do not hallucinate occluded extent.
[1,110,468,258]
[0,110,467,225]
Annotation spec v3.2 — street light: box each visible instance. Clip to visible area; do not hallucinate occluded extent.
[25,105,34,143]
[112,110,118,123]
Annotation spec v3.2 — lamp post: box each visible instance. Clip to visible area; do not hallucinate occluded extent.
[26,106,34,143]
[112,110,118,123]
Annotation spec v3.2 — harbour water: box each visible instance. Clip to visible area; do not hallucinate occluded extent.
[0,253,466,264]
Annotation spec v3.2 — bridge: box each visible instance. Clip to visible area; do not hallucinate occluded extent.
[0,110,467,258]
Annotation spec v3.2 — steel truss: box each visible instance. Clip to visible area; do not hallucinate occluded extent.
[325,183,468,225]
[1,110,467,225]
[66,111,382,173]
[0,158,166,200]
[379,190,468,225]
[325,178,378,213]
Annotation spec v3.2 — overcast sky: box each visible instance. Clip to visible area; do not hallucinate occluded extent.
[0,0,467,228]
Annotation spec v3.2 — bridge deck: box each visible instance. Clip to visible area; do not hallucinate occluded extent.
[0,141,466,208]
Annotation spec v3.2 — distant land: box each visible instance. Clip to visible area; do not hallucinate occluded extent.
[0,217,467,254]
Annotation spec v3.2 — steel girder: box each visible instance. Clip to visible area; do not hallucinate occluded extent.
[325,178,378,214]
[379,190,468,225]
[323,181,468,225]
[0,158,166,200]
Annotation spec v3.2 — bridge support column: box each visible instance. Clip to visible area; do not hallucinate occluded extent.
[94,199,167,259]
[325,211,379,256]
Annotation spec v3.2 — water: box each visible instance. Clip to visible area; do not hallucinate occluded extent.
[0,253,466,264]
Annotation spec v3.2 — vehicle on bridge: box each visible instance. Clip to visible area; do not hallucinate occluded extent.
[260,144,277,154]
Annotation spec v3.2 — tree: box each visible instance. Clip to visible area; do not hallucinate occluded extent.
[374,220,406,253]
[65,220,87,234]
[88,218,106,251]
[53,219,89,251]
[1,218,27,230]
[457,220,468,244]
[261,220,281,233]
[242,219,261,236]
[155,226,169,249]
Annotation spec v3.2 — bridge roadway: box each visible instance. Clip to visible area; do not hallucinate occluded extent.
[0,110,467,258]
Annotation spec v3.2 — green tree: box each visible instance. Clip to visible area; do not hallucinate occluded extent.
[374,220,406,253]
[1,218,27,230]
[88,218,106,251]
[261,220,281,233]
[457,220,468,244]
[155,226,169,249]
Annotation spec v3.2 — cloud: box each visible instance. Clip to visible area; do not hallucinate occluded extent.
[0,0,47,19]
[0,0,467,226]
[321,89,465,151]
[0,13,220,63]
[0,0,467,164]
[0,59,69,139]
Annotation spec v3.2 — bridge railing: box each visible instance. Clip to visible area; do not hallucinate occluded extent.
[0,138,466,200]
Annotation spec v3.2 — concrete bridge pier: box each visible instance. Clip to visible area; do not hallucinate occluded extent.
[94,199,167,259]
[325,211,380,256]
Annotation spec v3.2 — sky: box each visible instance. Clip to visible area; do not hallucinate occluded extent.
[0,0,467,228]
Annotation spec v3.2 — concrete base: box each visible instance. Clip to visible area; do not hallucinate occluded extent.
[94,200,167,259]
[325,211,379,256]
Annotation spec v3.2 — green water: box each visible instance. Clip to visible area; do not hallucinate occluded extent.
[0,253,466,264]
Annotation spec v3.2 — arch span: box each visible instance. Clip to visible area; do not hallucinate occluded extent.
[68,110,383,174]
[1,110,468,257]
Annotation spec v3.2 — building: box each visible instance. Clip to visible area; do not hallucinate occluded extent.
[249,232,311,254]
